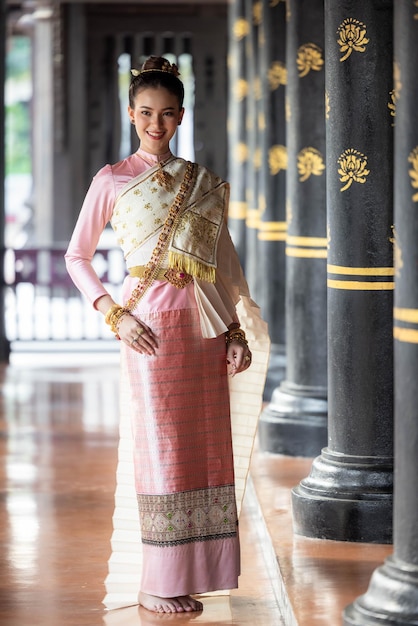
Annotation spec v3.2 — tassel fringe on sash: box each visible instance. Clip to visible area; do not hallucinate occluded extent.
[168,251,216,283]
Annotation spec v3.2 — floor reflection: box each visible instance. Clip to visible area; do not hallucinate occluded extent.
[103,598,232,626]
[0,354,282,626]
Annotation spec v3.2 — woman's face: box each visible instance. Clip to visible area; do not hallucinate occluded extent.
[128,87,184,155]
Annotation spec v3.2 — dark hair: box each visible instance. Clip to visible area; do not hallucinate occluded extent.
[129,56,185,109]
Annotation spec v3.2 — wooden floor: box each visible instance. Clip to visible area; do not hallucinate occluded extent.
[0,352,392,626]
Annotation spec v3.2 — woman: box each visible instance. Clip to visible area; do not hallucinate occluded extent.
[65,56,269,614]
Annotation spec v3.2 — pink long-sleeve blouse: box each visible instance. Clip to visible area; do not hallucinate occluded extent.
[65,149,250,338]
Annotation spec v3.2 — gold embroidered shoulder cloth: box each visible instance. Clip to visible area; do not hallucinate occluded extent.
[112,157,229,283]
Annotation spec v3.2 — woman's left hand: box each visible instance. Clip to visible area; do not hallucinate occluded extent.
[226,340,252,377]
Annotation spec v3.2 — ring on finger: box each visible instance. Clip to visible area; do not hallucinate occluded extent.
[131,338,138,345]
[136,327,145,336]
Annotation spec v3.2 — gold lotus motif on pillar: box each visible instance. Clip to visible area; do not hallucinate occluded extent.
[233,18,250,40]
[234,78,249,101]
[297,147,325,182]
[253,1,262,25]
[337,148,370,192]
[268,61,287,90]
[296,43,324,77]
[337,18,369,62]
[389,225,403,277]
[408,147,418,202]
[388,89,397,123]
[269,145,288,175]
[235,142,249,163]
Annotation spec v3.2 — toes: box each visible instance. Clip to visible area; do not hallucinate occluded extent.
[139,592,203,614]
[164,600,179,613]
[171,598,186,612]
[177,595,203,612]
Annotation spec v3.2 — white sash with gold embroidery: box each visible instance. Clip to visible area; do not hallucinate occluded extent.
[111,157,229,283]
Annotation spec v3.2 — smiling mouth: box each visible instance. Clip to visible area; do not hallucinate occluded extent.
[147,131,165,139]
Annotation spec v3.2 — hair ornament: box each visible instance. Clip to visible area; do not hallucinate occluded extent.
[131,60,181,78]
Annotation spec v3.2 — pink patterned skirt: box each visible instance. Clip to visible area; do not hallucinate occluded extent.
[121,278,240,597]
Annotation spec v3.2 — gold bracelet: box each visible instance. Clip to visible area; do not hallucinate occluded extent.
[110,308,129,334]
[105,304,131,336]
[225,327,248,347]
[105,304,122,326]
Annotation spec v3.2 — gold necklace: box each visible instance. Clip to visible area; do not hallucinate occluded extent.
[137,151,175,192]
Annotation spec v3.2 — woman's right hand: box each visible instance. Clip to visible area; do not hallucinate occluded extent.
[117,312,158,355]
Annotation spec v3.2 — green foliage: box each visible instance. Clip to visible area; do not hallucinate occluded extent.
[6,36,31,175]
[6,36,31,80]
[6,102,31,175]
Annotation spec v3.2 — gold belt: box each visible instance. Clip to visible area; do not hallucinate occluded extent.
[129,265,193,289]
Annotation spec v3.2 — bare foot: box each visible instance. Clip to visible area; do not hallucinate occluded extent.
[139,592,203,614]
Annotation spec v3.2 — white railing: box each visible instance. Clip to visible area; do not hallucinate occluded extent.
[4,247,125,348]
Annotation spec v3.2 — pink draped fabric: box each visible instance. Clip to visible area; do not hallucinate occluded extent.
[122,282,240,596]
[65,150,269,608]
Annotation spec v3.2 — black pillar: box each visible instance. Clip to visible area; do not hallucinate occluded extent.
[227,0,248,266]
[243,0,261,303]
[292,0,394,543]
[259,0,328,457]
[0,0,11,362]
[256,0,287,400]
[344,1,418,622]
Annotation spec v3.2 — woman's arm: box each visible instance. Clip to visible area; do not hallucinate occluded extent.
[65,165,116,307]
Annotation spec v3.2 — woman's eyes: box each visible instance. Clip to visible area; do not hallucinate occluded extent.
[140,111,174,117]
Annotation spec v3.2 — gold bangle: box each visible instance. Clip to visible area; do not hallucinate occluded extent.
[105,304,122,326]
[105,304,131,336]
[225,327,248,347]
[110,308,129,334]
[226,328,246,340]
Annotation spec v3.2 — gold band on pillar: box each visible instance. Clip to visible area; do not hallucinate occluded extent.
[258,221,287,241]
[394,307,418,344]
[286,235,328,258]
[327,264,395,290]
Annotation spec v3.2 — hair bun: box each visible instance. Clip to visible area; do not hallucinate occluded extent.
[131,56,181,78]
